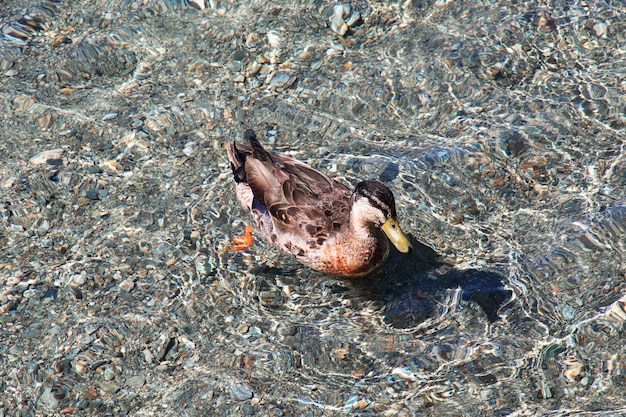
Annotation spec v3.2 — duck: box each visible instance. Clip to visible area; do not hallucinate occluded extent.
[225,129,412,278]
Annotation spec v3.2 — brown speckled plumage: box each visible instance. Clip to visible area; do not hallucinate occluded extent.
[226,129,411,278]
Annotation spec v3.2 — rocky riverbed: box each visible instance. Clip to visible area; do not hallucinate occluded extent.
[1,0,625,416]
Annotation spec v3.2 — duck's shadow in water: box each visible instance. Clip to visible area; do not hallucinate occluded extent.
[338,234,512,329]
[249,235,512,329]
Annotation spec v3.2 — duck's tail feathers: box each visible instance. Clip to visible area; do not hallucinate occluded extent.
[226,140,250,184]
[246,129,274,164]
[228,129,274,184]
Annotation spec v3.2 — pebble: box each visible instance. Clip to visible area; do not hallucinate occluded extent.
[29,149,64,165]
[391,367,417,382]
[0,59,14,70]
[103,367,116,381]
[330,5,349,36]
[345,10,361,27]
[593,22,607,37]
[328,4,360,36]
[580,376,593,386]
[268,72,292,89]
[37,113,54,130]
[189,0,206,9]
[183,141,197,156]
[11,95,37,112]
[40,386,64,409]
[247,60,262,75]
[242,404,256,415]
[267,30,281,48]
[343,394,359,412]
[119,279,135,292]
[230,384,253,401]
[258,64,272,75]
[68,272,87,287]
[126,375,146,389]
[98,380,120,394]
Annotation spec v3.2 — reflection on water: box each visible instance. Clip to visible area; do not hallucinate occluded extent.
[1,0,625,415]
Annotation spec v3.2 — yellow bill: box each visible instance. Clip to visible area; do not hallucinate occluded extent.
[381,218,412,253]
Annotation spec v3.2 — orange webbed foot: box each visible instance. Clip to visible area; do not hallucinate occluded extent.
[225,225,254,251]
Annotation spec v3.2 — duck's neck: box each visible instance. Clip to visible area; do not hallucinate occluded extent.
[349,199,383,242]
[341,202,389,276]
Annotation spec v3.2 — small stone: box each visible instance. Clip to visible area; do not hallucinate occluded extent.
[247,61,261,75]
[69,272,87,287]
[40,387,60,408]
[119,279,134,292]
[103,368,116,381]
[74,398,89,410]
[230,385,253,401]
[330,5,350,36]
[343,394,359,413]
[268,72,293,89]
[580,376,593,386]
[126,375,146,389]
[258,64,272,75]
[11,95,37,112]
[36,219,51,235]
[267,30,280,48]
[1,59,14,70]
[593,22,607,37]
[392,367,417,382]
[142,349,155,364]
[29,149,64,165]
[333,347,349,360]
[189,0,205,9]
[37,113,54,130]
[346,10,361,27]
[98,380,120,394]
[74,358,88,374]
[232,49,247,61]
[242,404,256,415]
[51,35,71,47]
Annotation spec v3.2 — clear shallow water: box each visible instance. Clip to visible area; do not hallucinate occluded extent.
[1,0,625,416]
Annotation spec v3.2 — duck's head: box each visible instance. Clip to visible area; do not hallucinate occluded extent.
[351,180,412,253]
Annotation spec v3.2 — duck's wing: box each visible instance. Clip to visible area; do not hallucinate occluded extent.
[242,131,351,237]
